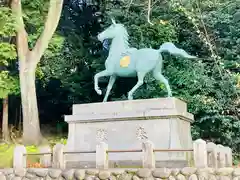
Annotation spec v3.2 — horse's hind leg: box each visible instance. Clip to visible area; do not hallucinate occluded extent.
[103,75,116,102]
[153,70,172,97]
[127,72,146,100]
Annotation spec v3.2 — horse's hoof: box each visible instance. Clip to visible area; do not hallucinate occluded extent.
[95,88,102,95]
[128,95,133,100]
[97,90,102,95]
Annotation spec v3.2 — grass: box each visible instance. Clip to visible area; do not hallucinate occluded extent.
[0,137,67,168]
[0,144,40,168]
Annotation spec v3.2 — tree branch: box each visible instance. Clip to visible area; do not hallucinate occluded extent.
[11,0,29,61]
[32,0,64,62]
[147,0,153,25]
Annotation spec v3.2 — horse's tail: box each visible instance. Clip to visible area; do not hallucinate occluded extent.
[159,42,197,59]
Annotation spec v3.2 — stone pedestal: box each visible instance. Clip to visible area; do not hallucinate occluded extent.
[64,97,194,168]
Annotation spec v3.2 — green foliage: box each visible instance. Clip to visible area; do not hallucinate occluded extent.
[38,0,239,145]
[0,71,19,98]
[0,6,15,37]
[170,0,240,151]
[0,43,16,66]
[21,0,64,54]
[1,0,238,157]
[0,6,19,98]
[19,0,65,80]
[0,6,16,66]
[54,0,239,151]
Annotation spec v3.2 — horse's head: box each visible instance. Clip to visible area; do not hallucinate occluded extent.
[97,19,126,42]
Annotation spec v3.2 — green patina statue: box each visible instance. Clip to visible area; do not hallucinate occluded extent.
[95,19,197,102]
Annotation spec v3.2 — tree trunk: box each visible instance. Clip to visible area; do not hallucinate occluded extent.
[11,0,64,145]
[20,60,42,145]
[2,97,10,141]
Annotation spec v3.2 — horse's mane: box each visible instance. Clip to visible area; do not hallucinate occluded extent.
[118,24,129,48]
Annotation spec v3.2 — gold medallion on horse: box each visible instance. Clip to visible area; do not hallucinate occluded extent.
[120,56,131,67]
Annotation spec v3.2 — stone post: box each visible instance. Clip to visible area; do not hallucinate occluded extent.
[13,145,27,169]
[193,139,207,168]
[96,142,108,169]
[224,147,232,167]
[39,145,52,167]
[52,143,65,169]
[217,145,226,168]
[142,140,155,169]
[206,142,218,168]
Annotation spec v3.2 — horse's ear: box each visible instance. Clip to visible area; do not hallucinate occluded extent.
[111,18,116,25]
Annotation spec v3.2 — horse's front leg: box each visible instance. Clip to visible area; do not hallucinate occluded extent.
[94,70,112,95]
[103,75,116,102]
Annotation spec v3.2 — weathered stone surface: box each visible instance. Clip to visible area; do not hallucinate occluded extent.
[216,168,234,176]
[6,174,15,180]
[111,169,125,176]
[233,177,240,180]
[118,173,133,180]
[198,174,208,180]
[44,175,52,180]
[189,174,198,180]
[48,169,62,179]
[1,169,13,175]
[25,172,36,179]
[145,176,154,180]
[62,169,75,180]
[32,177,43,180]
[0,174,6,180]
[75,169,85,180]
[196,168,211,174]
[218,176,231,180]
[35,169,48,177]
[65,98,194,165]
[12,177,22,180]
[137,169,152,178]
[197,168,210,180]
[0,167,238,180]
[21,177,30,180]
[109,175,117,180]
[176,174,186,180]
[171,169,180,176]
[207,168,215,175]
[169,175,176,180]
[27,168,36,174]
[233,168,240,176]
[209,175,217,180]
[84,175,96,180]
[152,168,171,178]
[132,175,141,180]
[14,168,26,177]
[86,170,99,176]
[181,167,197,176]
[125,169,138,174]
[98,171,111,180]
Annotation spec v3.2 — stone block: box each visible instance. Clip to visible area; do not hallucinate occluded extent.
[142,140,155,169]
[39,145,52,167]
[64,98,194,168]
[13,145,27,169]
[52,143,65,169]
[96,142,108,169]
[193,139,207,168]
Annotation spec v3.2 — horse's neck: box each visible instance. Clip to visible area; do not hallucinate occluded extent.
[108,37,129,59]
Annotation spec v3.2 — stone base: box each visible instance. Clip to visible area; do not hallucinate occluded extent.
[64,98,194,168]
